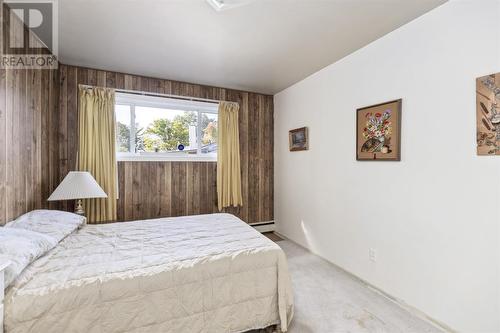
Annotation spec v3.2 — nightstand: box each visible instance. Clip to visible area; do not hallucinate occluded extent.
[0,261,9,333]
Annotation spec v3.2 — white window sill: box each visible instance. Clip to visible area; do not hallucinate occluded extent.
[117,154,217,162]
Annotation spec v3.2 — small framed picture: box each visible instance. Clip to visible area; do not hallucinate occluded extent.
[356,99,402,161]
[289,127,309,151]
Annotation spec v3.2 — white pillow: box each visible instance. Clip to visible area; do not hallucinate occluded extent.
[0,228,57,289]
[8,210,86,243]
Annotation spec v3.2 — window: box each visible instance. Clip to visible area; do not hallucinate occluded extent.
[115,93,219,161]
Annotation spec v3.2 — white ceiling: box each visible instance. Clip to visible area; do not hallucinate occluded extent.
[59,0,447,94]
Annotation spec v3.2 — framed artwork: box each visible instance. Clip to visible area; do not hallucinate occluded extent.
[476,72,500,155]
[356,99,402,161]
[289,127,308,151]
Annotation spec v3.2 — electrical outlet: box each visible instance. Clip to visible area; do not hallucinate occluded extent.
[369,248,377,262]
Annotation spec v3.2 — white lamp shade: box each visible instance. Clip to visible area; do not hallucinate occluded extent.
[48,171,108,201]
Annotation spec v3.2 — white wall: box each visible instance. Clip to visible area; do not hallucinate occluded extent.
[274,1,500,332]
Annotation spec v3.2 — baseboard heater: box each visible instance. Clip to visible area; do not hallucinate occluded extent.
[250,221,275,233]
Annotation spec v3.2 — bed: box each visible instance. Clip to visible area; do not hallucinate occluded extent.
[1,210,294,333]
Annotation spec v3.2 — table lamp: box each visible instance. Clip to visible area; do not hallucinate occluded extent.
[48,171,108,216]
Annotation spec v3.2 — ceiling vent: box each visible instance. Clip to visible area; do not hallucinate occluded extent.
[206,0,253,12]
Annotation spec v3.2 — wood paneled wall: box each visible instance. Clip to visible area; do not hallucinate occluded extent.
[0,3,60,225]
[0,0,274,225]
[58,65,274,224]
[116,162,219,221]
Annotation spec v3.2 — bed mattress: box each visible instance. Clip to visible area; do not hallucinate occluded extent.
[4,214,294,333]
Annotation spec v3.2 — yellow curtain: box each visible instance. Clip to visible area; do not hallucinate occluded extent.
[78,87,117,223]
[217,101,243,211]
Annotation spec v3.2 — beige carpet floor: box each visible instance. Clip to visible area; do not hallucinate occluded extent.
[275,239,445,333]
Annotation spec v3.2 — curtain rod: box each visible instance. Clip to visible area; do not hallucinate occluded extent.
[78,84,221,105]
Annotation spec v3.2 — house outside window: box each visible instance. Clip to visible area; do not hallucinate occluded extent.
[115,93,218,161]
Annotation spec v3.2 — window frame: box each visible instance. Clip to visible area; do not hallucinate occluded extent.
[115,93,219,162]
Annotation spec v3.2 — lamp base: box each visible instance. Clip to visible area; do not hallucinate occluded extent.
[74,199,85,216]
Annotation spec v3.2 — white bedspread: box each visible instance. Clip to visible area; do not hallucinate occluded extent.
[4,214,294,333]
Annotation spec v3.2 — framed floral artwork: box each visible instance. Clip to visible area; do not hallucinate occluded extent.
[356,99,402,161]
[289,127,308,151]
